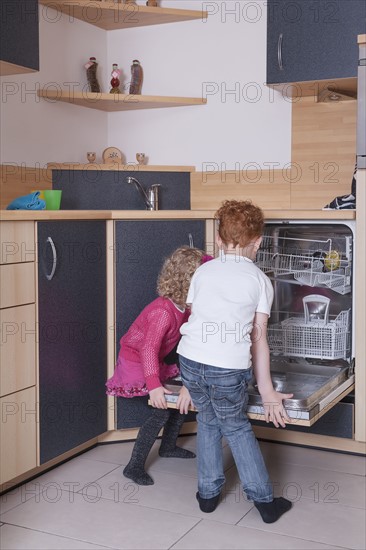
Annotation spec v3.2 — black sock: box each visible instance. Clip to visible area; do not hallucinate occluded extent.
[254,497,292,523]
[123,463,154,486]
[159,447,196,459]
[159,410,195,459]
[123,408,170,486]
[196,491,221,513]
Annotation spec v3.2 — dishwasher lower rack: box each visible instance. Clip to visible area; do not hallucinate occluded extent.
[267,309,351,361]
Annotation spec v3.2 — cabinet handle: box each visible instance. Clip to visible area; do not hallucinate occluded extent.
[46,237,57,281]
[188,233,194,248]
[277,33,284,70]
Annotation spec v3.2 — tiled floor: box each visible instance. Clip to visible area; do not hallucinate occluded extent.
[1,437,365,549]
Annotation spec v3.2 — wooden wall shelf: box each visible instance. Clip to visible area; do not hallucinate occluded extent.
[48,163,196,172]
[37,90,206,111]
[38,0,207,30]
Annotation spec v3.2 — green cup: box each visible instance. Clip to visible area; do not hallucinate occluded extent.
[44,190,62,210]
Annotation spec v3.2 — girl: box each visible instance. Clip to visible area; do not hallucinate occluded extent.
[106,246,212,485]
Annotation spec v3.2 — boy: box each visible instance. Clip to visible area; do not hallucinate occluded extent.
[178,200,293,523]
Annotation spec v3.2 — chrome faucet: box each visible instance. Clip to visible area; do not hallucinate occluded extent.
[126,176,160,211]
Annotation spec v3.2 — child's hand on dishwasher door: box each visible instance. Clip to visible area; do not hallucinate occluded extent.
[251,311,293,428]
[176,385,193,415]
[258,388,293,428]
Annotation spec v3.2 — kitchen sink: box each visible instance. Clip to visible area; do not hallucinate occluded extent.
[247,358,353,419]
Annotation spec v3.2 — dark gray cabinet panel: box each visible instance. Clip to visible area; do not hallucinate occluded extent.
[52,170,191,210]
[0,0,39,71]
[115,220,206,429]
[38,221,107,463]
[267,0,366,84]
[251,399,354,439]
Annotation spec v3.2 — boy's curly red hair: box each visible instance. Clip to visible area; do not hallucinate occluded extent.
[215,200,264,248]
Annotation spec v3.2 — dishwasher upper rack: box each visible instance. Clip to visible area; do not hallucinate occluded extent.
[256,234,352,295]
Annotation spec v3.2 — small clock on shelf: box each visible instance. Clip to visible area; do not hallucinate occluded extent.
[102,147,124,164]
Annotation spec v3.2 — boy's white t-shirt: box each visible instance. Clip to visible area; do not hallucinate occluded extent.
[177,253,274,370]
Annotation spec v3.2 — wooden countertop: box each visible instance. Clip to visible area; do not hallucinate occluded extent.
[0,210,214,221]
[0,210,356,221]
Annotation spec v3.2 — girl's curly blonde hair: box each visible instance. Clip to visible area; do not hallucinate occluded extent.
[157,246,206,308]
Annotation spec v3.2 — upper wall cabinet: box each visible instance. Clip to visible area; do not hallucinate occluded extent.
[38,0,207,30]
[0,0,39,76]
[267,0,366,88]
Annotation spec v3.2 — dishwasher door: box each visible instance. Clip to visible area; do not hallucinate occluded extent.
[251,222,355,427]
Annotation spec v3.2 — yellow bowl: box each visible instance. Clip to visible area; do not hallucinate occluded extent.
[31,189,45,200]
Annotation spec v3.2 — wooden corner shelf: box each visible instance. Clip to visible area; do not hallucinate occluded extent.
[37,90,207,111]
[48,163,196,172]
[38,0,207,30]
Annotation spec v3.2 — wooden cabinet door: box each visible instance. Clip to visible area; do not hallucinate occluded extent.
[38,221,107,464]
[0,387,37,485]
[115,220,206,429]
[267,0,365,84]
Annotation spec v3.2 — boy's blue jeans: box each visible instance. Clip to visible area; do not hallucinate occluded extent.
[179,355,273,503]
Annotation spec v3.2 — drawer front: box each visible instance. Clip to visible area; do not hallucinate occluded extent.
[0,221,35,264]
[0,386,37,485]
[0,304,36,397]
[0,263,35,309]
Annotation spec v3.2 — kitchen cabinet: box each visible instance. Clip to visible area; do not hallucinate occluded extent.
[114,219,206,429]
[37,221,107,464]
[267,0,366,86]
[37,0,207,111]
[0,0,39,76]
[0,221,37,485]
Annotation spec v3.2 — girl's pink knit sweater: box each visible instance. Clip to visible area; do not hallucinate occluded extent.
[119,297,189,391]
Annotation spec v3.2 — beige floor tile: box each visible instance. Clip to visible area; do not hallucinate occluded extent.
[79,442,136,465]
[31,455,120,494]
[267,461,366,509]
[0,490,200,550]
[0,482,43,515]
[171,519,341,549]
[1,440,363,550]
[259,441,366,476]
[0,524,114,550]
[238,497,366,550]
[94,465,253,524]
[145,439,234,478]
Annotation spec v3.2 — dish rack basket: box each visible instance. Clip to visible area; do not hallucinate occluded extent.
[256,234,352,295]
[267,295,351,360]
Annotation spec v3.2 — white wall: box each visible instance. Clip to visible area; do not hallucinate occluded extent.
[107,0,292,169]
[0,4,108,168]
[0,1,292,171]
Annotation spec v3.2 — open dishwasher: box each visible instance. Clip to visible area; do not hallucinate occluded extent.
[248,222,355,426]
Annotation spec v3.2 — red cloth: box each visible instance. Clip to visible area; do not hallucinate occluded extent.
[106,297,189,396]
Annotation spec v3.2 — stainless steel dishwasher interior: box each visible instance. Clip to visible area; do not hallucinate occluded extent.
[247,358,350,411]
[250,222,354,422]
